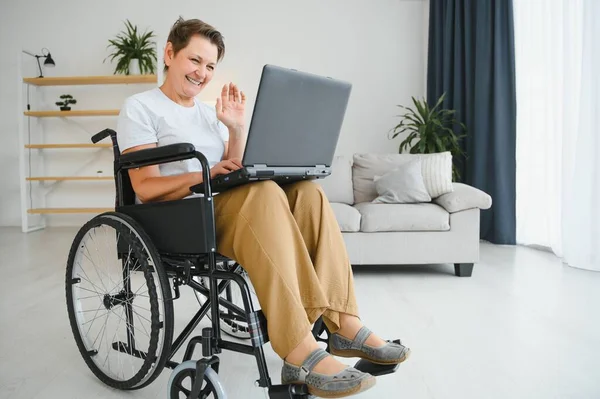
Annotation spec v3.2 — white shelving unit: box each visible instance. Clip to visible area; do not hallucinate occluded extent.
[18,69,158,233]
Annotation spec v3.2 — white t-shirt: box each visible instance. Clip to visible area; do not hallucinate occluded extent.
[116,87,229,176]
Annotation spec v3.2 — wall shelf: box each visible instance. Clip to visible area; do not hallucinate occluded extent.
[18,67,155,232]
[25,143,112,149]
[26,176,114,181]
[23,75,157,86]
[28,208,114,214]
[24,110,120,117]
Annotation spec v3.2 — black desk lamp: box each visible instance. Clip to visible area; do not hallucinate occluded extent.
[23,48,55,78]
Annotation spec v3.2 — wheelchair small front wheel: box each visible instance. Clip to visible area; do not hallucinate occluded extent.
[168,360,227,399]
[65,212,174,390]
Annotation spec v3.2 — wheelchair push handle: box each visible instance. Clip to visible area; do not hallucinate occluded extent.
[91,128,116,144]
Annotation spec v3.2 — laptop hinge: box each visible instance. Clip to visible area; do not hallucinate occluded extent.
[316,165,327,168]
[252,164,268,169]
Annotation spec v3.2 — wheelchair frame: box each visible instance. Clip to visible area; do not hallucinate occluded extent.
[90,128,314,398]
[71,128,398,399]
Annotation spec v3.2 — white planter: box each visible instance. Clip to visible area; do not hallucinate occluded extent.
[128,58,141,75]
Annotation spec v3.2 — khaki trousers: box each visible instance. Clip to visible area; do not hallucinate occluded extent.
[213,180,359,359]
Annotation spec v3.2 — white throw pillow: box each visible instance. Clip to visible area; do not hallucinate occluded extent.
[372,158,432,204]
[352,152,454,203]
[313,155,354,204]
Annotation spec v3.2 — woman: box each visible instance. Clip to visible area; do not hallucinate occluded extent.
[117,17,410,398]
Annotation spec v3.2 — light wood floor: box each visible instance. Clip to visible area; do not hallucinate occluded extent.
[1,227,599,399]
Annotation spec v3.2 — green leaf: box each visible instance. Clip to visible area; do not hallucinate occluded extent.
[430,92,446,113]
[389,92,467,159]
[105,19,157,74]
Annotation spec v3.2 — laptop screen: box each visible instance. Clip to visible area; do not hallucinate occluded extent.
[242,65,352,167]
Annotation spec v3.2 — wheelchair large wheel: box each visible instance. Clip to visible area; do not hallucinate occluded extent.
[167,360,227,399]
[66,212,174,390]
[193,265,260,340]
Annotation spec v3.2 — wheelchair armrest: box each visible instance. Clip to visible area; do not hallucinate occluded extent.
[119,143,214,197]
[119,143,196,168]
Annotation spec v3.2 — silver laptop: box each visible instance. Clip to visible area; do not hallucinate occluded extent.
[211,64,352,192]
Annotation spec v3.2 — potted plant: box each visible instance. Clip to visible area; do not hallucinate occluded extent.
[105,19,157,75]
[55,94,77,111]
[390,93,467,181]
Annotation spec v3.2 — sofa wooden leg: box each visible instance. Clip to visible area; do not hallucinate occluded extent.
[454,263,474,277]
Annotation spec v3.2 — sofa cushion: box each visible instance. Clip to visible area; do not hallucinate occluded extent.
[373,158,432,204]
[314,155,354,205]
[352,152,453,203]
[330,203,361,232]
[354,202,450,232]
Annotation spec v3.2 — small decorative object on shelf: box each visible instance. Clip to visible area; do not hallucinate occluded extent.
[22,48,55,78]
[55,94,77,111]
[105,19,157,75]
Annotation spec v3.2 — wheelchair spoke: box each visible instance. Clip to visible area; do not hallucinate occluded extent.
[77,294,105,300]
[110,308,150,339]
[84,309,108,338]
[78,308,106,313]
[105,254,140,298]
[80,304,107,349]
[132,276,149,295]
[92,309,109,354]
[130,304,152,321]
[74,281,105,298]
[81,246,110,294]
[103,246,136,295]
[81,303,106,326]
[76,261,110,297]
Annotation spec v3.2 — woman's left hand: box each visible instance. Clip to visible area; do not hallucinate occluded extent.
[216,82,246,131]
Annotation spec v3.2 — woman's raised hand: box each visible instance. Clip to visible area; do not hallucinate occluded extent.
[216,82,246,131]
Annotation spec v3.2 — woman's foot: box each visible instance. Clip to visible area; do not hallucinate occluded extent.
[283,336,376,398]
[331,313,411,365]
[285,331,348,374]
[336,313,387,347]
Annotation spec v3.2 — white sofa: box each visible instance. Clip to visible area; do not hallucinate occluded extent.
[315,153,493,277]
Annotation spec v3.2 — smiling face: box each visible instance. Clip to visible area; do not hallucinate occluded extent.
[163,34,219,103]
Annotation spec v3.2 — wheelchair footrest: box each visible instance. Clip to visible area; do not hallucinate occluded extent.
[353,359,399,376]
[268,384,311,399]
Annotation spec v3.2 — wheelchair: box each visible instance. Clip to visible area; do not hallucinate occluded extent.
[65,128,399,398]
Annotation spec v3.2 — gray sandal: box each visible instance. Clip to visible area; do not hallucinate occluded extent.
[281,348,376,398]
[329,326,410,366]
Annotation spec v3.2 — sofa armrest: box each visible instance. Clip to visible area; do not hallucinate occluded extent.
[434,183,492,213]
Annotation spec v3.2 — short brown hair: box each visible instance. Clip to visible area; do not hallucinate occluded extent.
[164,17,225,72]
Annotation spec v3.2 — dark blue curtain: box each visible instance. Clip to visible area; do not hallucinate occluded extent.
[427,0,516,245]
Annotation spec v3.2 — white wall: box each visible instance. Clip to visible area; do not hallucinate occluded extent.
[0,0,426,227]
